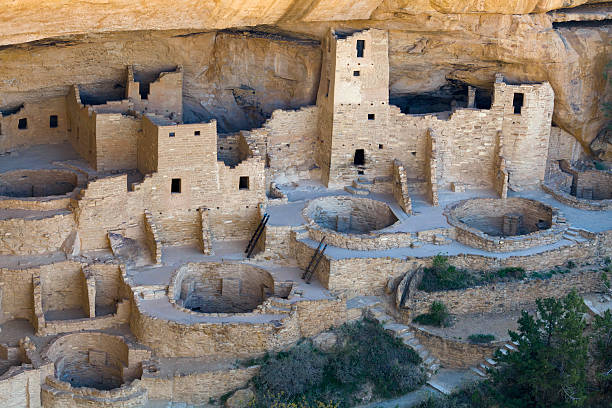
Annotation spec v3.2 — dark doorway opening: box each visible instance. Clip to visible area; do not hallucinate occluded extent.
[513,93,524,115]
[171,178,181,194]
[50,115,58,128]
[356,40,365,58]
[354,149,365,166]
[18,118,27,130]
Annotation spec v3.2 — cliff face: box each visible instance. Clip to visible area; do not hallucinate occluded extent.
[0,1,610,150]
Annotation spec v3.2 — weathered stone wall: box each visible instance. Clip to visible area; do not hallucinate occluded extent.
[0,367,42,408]
[74,175,128,251]
[95,113,141,172]
[0,267,35,324]
[0,210,75,255]
[413,327,503,369]
[0,96,68,152]
[575,169,612,200]
[247,106,319,184]
[408,269,605,317]
[130,291,345,358]
[307,231,611,296]
[141,365,259,405]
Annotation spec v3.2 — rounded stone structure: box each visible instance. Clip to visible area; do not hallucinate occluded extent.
[44,333,143,391]
[303,196,409,250]
[305,196,398,234]
[0,169,78,198]
[445,198,566,252]
[169,262,275,314]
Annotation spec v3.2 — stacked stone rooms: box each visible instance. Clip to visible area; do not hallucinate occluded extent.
[0,29,610,407]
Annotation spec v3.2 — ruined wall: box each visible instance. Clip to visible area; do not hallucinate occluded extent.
[142,365,259,405]
[0,97,68,152]
[0,368,42,408]
[413,328,502,369]
[0,267,35,323]
[65,86,97,168]
[255,106,319,184]
[0,211,75,256]
[74,175,129,251]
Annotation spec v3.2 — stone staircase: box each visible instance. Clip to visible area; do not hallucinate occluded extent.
[350,297,440,378]
[562,227,590,243]
[344,177,372,196]
[468,340,518,379]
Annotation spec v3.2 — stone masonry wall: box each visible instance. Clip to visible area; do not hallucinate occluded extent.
[413,328,503,369]
[409,269,605,316]
[0,210,75,255]
[0,96,68,152]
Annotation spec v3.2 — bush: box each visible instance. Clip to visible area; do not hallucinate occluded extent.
[418,255,474,292]
[419,256,526,292]
[494,267,526,279]
[254,343,327,399]
[413,301,450,327]
[468,334,496,344]
[249,319,426,407]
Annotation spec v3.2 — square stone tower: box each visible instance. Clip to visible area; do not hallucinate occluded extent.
[316,29,391,188]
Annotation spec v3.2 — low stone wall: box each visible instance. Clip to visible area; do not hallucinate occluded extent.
[143,211,162,264]
[38,300,131,336]
[141,364,259,405]
[41,377,147,408]
[130,291,346,358]
[311,231,610,296]
[306,225,414,251]
[408,269,605,316]
[542,182,612,211]
[413,327,503,369]
[0,211,75,255]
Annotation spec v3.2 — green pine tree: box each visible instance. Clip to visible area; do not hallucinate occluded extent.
[490,290,589,407]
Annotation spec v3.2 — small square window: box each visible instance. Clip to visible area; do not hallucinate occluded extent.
[368,114,375,120]
[379,144,383,149]
[18,118,27,130]
[239,176,249,190]
[353,71,360,77]
[49,115,58,128]
[194,130,200,136]
[169,132,175,137]
[171,178,181,193]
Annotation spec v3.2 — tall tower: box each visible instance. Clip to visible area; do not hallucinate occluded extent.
[316,29,390,188]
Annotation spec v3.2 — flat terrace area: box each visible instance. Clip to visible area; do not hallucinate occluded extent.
[126,240,335,325]
[267,180,612,261]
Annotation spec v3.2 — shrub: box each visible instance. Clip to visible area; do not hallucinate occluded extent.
[567,260,576,269]
[413,301,450,327]
[254,343,327,399]
[418,255,474,292]
[495,267,526,279]
[249,319,425,407]
[468,334,496,344]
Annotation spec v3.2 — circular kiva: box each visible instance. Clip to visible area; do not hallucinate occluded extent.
[445,198,567,252]
[302,196,409,250]
[543,167,612,211]
[44,333,136,391]
[169,262,275,314]
[304,195,398,234]
[0,169,78,198]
